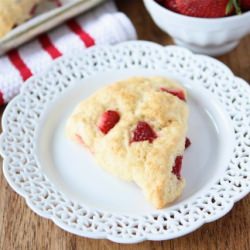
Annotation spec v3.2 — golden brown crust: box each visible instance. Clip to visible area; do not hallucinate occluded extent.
[0,0,41,38]
[66,76,189,209]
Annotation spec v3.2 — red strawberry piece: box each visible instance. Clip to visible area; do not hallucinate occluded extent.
[163,0,179,12]
[240,0,250,10]
[54,0,63,7]
[175,0,234,18]
[131,121,157,143]
[98,110,120,134]
[172,156,183,180]
[75,134,95,153]
[185,137,191,149]
[160,87,186,101]
[75,134,85,145]
[29,5,37,15]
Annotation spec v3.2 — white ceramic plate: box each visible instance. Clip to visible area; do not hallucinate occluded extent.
[0,41,249,243]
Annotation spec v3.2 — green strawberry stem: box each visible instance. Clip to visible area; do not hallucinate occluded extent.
[226,0,242,15]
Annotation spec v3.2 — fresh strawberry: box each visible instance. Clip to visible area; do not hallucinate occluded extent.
[175,0,237,18]
[172,156,183,180]
[163,0,179,12]
[98,110,120,134]
[240,0,250,10]
[29,5,37,15]
[131,121,157,143]
[160,87,186,101]
[185,137,191,149]
[75,134,85,145]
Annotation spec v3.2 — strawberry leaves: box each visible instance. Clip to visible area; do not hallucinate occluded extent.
[226,0,242,15]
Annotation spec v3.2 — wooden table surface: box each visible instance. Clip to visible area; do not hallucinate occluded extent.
[0,0,249,249]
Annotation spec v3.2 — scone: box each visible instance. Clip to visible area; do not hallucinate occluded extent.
[66,76,189,209]
[0,0,41,38]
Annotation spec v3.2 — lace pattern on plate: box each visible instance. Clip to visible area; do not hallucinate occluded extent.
[1,42,249,243]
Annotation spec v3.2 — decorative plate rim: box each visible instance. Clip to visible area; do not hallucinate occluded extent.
[0,41,249,243]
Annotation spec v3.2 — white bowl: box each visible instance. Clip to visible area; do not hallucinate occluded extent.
[143,0,250,56]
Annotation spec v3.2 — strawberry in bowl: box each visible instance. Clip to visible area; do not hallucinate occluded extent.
[144,0,250,55]
[158,0,249,17]
[240,0,250,11]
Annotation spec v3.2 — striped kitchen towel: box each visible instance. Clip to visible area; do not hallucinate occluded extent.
[0,0,137,105]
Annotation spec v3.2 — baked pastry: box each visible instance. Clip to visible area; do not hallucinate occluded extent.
[66,76,189,209]
[0,0,41,38]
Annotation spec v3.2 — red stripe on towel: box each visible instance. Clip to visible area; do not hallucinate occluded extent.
[67,19,95,47]
[8,50,33,81]
[39,34,62,59]
[0,91,4,105]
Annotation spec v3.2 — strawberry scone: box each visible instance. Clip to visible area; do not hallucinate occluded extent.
[0,0,41,38]
[66,77,189,209]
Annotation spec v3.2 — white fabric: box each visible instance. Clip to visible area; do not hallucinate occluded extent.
[0,1,137,104]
